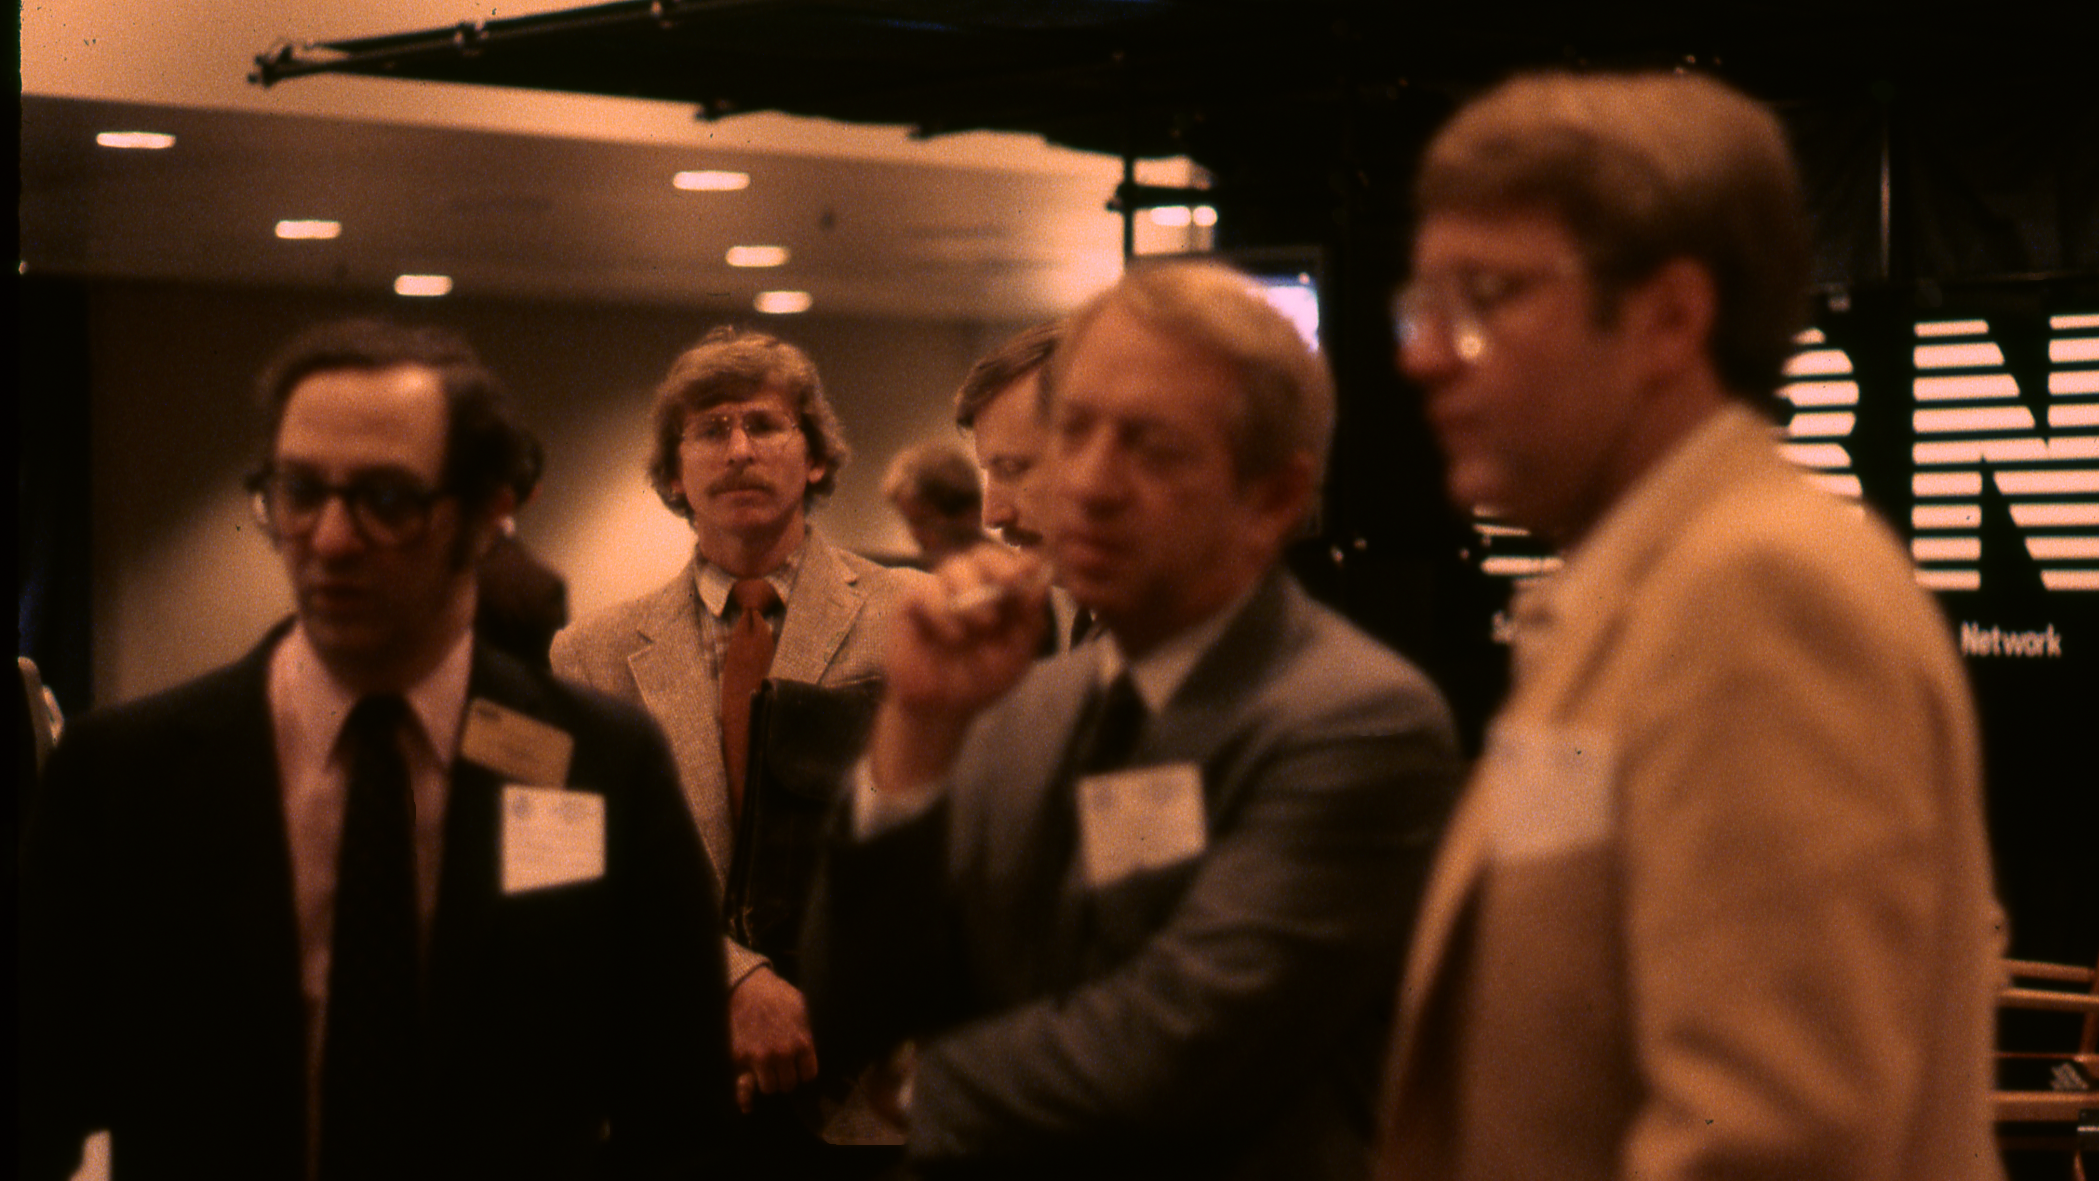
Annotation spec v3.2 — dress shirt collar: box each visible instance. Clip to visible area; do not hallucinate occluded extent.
[271,621,475,770]
[1099,579,1263,715]
[694,535,804,620]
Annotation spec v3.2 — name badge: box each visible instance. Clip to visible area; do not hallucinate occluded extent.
[502,786,605,893]
[461,698,573,786]
[1479,721,1617,862]
[1077,762,1207,888]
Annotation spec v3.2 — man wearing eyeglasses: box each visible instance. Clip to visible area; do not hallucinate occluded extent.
[20,319,733,1180]
[552,326,924,1171]
[1375,73,2002,1181]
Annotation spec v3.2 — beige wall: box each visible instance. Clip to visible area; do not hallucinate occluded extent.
[85,281,1025,704]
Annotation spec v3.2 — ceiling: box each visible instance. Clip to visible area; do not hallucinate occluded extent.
[19,92,1181,320]
[21,1,2094,319]
[18,1,1205,322]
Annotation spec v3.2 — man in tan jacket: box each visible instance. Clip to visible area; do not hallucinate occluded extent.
[1377,71,2004,1181]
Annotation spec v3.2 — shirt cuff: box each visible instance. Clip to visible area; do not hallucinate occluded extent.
[850,757,941,840]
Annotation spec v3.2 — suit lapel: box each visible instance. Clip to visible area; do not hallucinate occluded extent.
[1141,573,1295,799]
[221,630,315,1024]
[771,528,862,685]
[624,567,733,877]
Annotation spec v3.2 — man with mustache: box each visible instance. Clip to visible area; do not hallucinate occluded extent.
[20,319,731,1179]
[553,326,922,1172]
[951,320,1090,653]
[805,261,1461,1179]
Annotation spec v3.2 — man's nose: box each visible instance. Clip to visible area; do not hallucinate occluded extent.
[308,494,365,554]
[721,425,759,460]
[1056,431,1124,508]
[982,486,1016,530]
[1398,321,1463,386]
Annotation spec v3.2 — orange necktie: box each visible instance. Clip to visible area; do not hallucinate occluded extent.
[720,578,780,819]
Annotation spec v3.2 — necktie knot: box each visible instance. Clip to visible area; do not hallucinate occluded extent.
[343,694,411,784]
[731,577,780,618]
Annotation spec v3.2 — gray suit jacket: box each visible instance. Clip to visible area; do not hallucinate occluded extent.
[552,526,924,984]
[807,571,1461,1181]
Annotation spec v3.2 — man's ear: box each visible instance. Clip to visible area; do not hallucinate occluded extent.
[1631,258,1719,381]
[468,486,518,563]
[1247,453,1318,547]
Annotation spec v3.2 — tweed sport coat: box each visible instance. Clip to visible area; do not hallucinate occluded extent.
[1377,405,2004,1181]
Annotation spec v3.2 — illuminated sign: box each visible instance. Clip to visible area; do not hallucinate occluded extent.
[1468,310,2099,602]
[1905,315,2099,593]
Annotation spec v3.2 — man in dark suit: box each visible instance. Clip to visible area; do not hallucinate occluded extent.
[805,260,1461,1180]
[19,320,732,1180]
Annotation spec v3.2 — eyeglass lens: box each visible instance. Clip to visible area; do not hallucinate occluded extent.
[687,409,799,451]
[254,470,437,544]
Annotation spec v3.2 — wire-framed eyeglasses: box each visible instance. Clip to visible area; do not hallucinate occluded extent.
[1392,259,1583,363]
[682,408,803,455]
[246,466,452,546]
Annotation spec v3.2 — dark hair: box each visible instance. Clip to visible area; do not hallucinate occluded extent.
[256,318,536,514]
[883,440,983,519]
[1416,70,1811,401]
[644,326,850,517]
[954,320,1062,430]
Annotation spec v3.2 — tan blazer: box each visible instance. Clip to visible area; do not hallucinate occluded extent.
[1378,405,2004,1181]
[552,526,924,985]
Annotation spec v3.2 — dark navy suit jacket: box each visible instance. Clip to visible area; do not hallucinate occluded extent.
[20,626,733,1180]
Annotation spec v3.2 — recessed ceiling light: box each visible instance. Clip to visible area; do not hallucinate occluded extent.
[96,131,176,150]
[727,245,790,268]
[754,290,813,314]
[1147,205,1218,228]
[275,219,342,240]
[674,170,750,191]
[394,274,453,297]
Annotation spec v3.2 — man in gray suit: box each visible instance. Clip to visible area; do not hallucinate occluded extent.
[806,261,1461,1179]
[551,327,922,1150]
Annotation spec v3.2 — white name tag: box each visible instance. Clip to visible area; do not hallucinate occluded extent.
[1479,721,1617,862]
[1077,762,1207,888]
[461,698,574,786]
[502,785,605,893]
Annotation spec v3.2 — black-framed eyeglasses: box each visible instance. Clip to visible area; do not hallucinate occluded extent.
[246,466,452,546]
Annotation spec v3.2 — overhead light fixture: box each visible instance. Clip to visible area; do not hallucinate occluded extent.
[1147,205,1218,228]
[275,219,342,240]
[754,291,812,315]
[674,170,750,191]
[394,274,453,297]
[727,245,789,268]
[96,131,176,150]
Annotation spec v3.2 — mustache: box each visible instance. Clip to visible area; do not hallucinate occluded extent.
[707,474,774,494]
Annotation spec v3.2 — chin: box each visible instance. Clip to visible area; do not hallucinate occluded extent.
[1442,464,1506,520]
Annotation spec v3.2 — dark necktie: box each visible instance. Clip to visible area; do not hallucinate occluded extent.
[1032,673,1148,986]
[319,695,421,1180]
[721,578,781,820]
[1076,672,1145,775]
